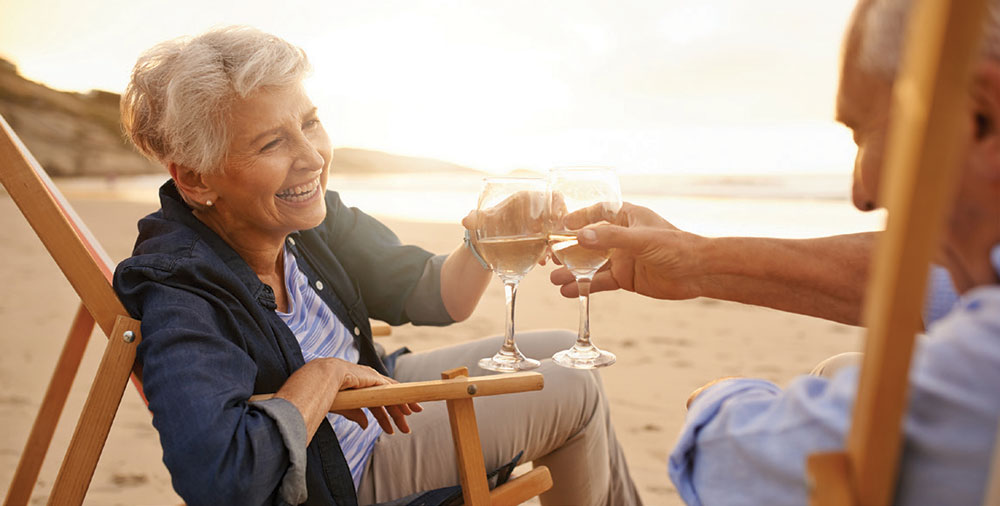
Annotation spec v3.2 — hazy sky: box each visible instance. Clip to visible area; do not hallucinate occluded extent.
[0,0,859,174]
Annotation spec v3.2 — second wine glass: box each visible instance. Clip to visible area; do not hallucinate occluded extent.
[547,167,622,369]
[474,177,549,372]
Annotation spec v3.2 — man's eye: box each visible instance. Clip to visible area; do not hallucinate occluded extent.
[304,119,320,129]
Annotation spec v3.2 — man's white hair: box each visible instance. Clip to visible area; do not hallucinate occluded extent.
[861,0,1000,78]
[121,26,310,174]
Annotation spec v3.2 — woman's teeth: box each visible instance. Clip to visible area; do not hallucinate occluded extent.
[276,178,319,202]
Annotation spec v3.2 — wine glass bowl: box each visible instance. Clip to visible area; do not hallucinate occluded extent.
[474,177,549,372]
[547,167,622,369]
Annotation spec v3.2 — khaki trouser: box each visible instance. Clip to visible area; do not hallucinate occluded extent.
[357,330,642,506]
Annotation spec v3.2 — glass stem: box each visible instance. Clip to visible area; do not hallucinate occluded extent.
[501,279,519,354]
[576,276,593,348]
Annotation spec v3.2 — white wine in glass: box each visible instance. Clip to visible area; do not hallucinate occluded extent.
[474,177,549,372]
[548,167,622,369]
[548,232,612,277]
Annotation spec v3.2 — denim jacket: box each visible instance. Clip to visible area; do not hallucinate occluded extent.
[114,181,451,506]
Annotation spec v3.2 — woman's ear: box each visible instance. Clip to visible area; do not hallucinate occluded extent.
[167,162,218,207]
[168,162,218,208]
[970,62,1000,181]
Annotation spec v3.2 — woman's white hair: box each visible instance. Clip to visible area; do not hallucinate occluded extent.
[860,0,1000,78]
[121,26,310,174]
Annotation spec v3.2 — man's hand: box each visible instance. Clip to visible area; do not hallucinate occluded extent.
[550,202,710,300]
[686,376,741,409]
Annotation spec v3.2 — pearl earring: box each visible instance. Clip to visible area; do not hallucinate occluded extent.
[205,200,213,207]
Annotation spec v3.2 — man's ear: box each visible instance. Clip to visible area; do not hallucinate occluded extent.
[970,62,1000,181]
[168,162,218,207]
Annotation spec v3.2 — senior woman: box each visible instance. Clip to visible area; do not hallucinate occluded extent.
[114,26,639,506]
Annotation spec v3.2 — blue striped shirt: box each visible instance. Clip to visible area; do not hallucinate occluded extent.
[277,247,382,489]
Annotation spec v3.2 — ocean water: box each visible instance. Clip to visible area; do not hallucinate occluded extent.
[53,171,885,239]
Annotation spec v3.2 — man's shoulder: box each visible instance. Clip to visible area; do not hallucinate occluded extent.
[943,284,1000,327]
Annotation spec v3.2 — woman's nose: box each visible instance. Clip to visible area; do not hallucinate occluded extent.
[294,134,326,170]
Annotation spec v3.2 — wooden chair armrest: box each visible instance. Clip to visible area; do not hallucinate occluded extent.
[249,371,543,411]
[489,466,552,506]
[370,320,391,337]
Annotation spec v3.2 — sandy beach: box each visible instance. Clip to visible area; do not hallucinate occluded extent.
[0,192,866,505]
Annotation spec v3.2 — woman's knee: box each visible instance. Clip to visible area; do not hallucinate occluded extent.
[538,364,605,424]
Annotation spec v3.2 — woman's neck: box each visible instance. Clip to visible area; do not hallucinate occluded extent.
[193,208,290,311]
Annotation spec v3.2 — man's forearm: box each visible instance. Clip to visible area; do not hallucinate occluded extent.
[696,232,876,325]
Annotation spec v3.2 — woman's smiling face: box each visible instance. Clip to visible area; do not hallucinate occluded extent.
[202,83,332,244]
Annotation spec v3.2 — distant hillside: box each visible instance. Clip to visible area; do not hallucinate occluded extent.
[0,58,476,177]
[331,147,475,174]
[0,58,161,177]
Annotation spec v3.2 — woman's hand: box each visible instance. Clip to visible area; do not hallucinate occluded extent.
[330,362,423,435]
[275,358,422,440]
[462,190,548,238]
[550,202,710,300]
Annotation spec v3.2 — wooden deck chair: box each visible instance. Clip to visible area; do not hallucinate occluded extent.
[0,114,551,506]
[806,0,991,504]
[985,421,1000,506]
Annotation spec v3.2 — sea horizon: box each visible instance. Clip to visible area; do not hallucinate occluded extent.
[45,170,884,240]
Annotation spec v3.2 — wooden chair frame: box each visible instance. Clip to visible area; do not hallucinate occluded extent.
[806,0,993,505]
[0,114,551,506]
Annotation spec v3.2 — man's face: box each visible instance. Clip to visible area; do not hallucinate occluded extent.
[836,36,895,212]
[836,6,1000,289]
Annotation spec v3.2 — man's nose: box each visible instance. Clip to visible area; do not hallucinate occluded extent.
[851,157,877,212]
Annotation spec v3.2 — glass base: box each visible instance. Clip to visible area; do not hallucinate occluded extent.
[478,352,541,373]
[552,345,616,369]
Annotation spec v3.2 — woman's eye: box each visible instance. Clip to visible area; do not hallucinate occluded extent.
[303,119,320,129]
[260,139,281,152]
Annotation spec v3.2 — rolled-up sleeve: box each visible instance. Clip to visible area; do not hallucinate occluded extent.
[668,373,856,506]
[251,397,308,505]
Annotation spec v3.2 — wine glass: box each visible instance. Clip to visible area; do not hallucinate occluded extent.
[474,177,549,372]
[547,167,622,369]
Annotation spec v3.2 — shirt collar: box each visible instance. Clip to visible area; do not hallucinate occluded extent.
[157,179,277,309]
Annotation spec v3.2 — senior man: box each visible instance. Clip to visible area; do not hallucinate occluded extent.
[551,0,1000,504]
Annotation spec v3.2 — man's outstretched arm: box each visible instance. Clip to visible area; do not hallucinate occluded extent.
[550,203,876,325]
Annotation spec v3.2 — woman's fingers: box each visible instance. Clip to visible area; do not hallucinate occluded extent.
[369,406,395,434]
[387,405,412,434]
[335,408,370,429]
[362,405,415,434]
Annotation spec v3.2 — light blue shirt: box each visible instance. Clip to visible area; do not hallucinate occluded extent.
[668,248,1000,506]
[277,247,382,489]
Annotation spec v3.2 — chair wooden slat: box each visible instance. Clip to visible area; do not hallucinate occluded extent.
[0,115,124,335]
[4,305,94,506]
[45,316,142,506]
[984,421,1000,506]
[442,367,491,506]
[489,466,552,506]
